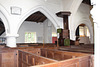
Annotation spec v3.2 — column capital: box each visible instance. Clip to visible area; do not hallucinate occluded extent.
[56,11,71,17]
[6,33,19,37]
[6,36,17,47]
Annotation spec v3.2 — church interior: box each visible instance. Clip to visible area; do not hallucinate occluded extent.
[0,0,95,67]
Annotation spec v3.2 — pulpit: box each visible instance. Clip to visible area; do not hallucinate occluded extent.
[56,12,71,46]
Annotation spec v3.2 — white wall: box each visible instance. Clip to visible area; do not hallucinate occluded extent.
[17,19,55,43]
[0,0,83,36]
[17,21,44,43]
[70,3,94,43]
[43,19,53,43]
[0,0,94,46]
[0,0,62,36]
[62,0,82,15]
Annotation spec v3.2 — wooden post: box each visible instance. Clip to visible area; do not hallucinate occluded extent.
[57,36,59,49]
[56,12,71,46]
[43,40,44,48]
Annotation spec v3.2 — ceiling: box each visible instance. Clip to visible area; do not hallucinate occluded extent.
[79,24,86,27]
[82,0,91,5]
[25,0,91,23]
[25,11,47,23]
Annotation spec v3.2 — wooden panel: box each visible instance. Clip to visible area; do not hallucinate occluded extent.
[47,51,54,59]
[63,29,69,38]
[1,50,18,67]
[79,56,90,67]
[0,47,93,67]
[54,53,63,61]
[64,55,72,60]
[0,54,2,67]
[41,49,46,57]
[18,50,56,67]
[25,11,47,22]
[32,58,79,67]
[41,48,88,61]
[31,55,92,67]
[20,48,41,56]
[28,55,34,66]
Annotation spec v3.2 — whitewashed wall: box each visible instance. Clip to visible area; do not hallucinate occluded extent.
[43,19,53,43]
[17,21,44,43]
[0,0,64,46]
[70,3,94,43]
[0,0,63,36]
[16,19,54,43]
[0,0,83,36]
[0,0,94,46]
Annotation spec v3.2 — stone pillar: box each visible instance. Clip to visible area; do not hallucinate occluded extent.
[91,0,100,67]
[6,36,17,47]
[48,26,52,43]
[6,34,19,47]
[43,19,52,43]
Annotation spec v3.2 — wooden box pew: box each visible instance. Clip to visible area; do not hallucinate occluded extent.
[19,48,41,56]
[15,47,90,61]
[0,48,57,67]
[0,47,93,67]
[40,48,90,61]
[0,49,18,67]
[17,43,56,48]
[11,47,57,56]
[18,50,57,67]
[31,55,93,67]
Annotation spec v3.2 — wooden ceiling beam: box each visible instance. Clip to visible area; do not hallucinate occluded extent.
[25,11,47,23]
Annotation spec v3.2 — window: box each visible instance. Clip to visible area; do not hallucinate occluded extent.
[25,32,36,43]
[79,26,84,37]
[52,32,57,37]
[79,26,90,37]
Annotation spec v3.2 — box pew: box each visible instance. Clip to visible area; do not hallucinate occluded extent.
[41,48,89,61]
[32,55,92,67]
[0,47,93,67]
[0,49,18,67]
[19,48,41,56]
[18,50,57,67]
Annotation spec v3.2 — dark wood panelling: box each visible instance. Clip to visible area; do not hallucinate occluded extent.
[18,50,56,67]
[0,47,93,67]
[25,11,47,23]
[0,50,18,67]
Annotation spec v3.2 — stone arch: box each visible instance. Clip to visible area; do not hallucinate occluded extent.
[0,5,10,34]
[17,5,59,33]
[74,20,93,43]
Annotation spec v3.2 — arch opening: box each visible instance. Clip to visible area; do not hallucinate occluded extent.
[0,20,6,43]
[17,6,59,34]
[75,24,91,44]
[17,11,57,44]
[0,11,10,45]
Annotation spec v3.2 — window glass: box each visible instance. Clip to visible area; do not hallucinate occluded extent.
[25,32,36,43]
